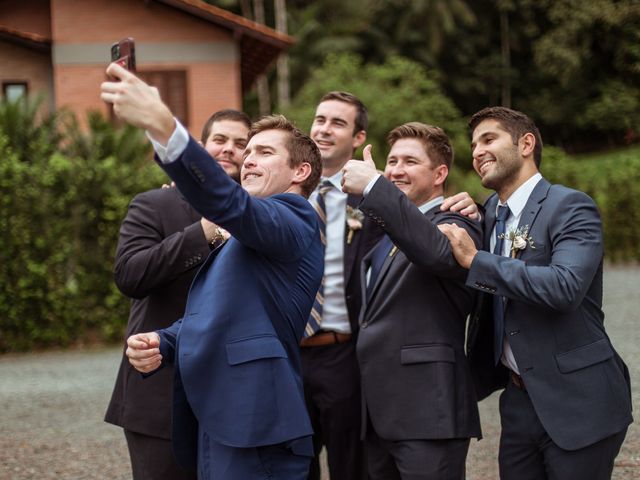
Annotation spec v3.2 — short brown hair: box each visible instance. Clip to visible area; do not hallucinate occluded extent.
[249,115,321,198]
[319,91,368,134]
[200,109,251,143]
[469,107,543,167]
[387,122,453,169]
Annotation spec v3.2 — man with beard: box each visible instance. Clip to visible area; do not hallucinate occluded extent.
[105,109,250,480]
[439,106,632,480]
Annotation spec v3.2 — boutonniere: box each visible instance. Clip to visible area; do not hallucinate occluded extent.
[499,225,535,258]
[346,205,364,244]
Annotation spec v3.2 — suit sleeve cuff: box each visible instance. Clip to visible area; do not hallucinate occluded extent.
[147,119,189,163]
[363,174,382,197]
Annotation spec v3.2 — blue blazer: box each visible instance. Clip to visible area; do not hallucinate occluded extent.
[467,177,632,450]
[155,139,323,467]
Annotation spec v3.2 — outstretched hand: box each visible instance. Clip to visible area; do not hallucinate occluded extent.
[438,223,478,269]
[341,145,379,195]
[100,63,175,145]
[126,332,162,373]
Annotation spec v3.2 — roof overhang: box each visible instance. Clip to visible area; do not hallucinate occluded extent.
[0,25,51,53]
[155,0,295,91]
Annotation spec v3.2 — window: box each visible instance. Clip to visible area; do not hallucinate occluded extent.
[138,71,189,127]
[3,82,28,102]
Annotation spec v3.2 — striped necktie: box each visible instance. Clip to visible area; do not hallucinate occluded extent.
[493,204,511,364]
[304,180,334,338]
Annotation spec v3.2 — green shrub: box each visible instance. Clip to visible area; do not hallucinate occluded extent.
[283,53,471,169]
[0,101,166,352]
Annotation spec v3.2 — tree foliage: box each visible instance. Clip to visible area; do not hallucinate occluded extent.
[213,0,640,152]
[283,53,470,169]
[0,98,166,352]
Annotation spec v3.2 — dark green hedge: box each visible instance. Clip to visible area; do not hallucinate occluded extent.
[1,96,638,351]
[0,105,166,352]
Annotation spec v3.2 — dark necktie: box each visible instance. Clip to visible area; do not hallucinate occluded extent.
[493,204,510,365]
[366,235,394,300]
[304,181,333,338]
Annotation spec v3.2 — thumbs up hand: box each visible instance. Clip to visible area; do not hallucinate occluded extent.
[341,145,379,195]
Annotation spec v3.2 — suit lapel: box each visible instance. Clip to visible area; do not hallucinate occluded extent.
[515,178,550,244]
[483,194,499,252]
[502,178,550,310]
[364,206,438,312]
[343,194,362,287]
[367,241,397,304]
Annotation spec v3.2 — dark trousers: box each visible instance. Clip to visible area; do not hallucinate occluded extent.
[365,419,469,480]
[124,429,196,480]
[300,340,365,480]
[197,429,311,480]
[499,381,627,480]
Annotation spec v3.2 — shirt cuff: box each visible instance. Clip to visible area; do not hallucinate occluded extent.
[146,118,190,163]
[363,174,382,197]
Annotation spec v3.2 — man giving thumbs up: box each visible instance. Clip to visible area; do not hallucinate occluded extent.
[341,122,483,480]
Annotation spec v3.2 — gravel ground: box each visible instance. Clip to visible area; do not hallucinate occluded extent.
[1,265,638,479]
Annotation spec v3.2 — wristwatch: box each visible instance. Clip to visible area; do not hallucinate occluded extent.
[209,226,226,248]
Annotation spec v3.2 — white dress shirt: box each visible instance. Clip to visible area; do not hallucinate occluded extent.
[490,172,542,374]
[147,119,189,163]
[312,172,351,333]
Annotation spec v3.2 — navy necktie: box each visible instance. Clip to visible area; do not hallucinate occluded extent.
[493,204,510,365]
[304,181,333,338]
[366,235,394,300]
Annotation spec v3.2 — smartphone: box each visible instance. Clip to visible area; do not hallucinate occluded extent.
[110,37,136,72]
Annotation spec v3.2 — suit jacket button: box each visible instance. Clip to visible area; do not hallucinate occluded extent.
[509,330,520,336]
[361,322,368,329]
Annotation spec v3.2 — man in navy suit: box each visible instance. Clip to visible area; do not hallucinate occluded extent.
[105,108,250,480]
[101,63,324,480]
[439,107,632,480]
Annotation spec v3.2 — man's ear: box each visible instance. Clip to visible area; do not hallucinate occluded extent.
[292,162,312,185]
[352,130,366,150]
[433,164,449,187]
[519,133,536,159]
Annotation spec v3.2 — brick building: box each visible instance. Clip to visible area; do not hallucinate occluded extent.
[0,0,293,133]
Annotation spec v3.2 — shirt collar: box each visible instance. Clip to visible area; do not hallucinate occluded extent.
[417,196,444,214]
[322,171,343,191]
[498,173,542,218]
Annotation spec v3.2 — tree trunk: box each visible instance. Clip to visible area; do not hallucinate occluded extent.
[274,0,290,108]
[500,9,511,108]
[253,0,271,116]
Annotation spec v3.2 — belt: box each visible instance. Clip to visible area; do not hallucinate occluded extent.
[510,371,526,391]
[300,331,352,348]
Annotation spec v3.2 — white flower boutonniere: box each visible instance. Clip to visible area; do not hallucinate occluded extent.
[499,225,535,258]
[346,205,364,244]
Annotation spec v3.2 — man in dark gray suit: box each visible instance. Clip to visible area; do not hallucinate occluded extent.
[439,106,632,480]
[341,122,483,479]
[104,109,250,480]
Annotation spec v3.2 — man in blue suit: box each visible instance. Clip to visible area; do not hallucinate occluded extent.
[101,63,324,479]
[439,107,632,480]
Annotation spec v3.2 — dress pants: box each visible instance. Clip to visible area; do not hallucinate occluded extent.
[499,380,627,480]
[365,418,469,480]
[197,429,312,480]
[300,340,365,480]
[124,429,196,480]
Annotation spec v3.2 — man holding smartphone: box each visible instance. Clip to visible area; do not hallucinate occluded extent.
[105,108,251,480]
[102,62,324,480]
